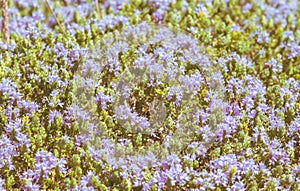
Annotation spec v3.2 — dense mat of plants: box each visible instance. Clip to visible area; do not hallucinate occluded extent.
[0,0,300,190]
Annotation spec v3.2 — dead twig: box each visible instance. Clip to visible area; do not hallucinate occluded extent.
[1,0,9,44]
[95,0,100,19]
[44,0,66,35]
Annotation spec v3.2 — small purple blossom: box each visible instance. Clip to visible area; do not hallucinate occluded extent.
[0,178,4,190]
[15,132,31,150]
[17,100,39,116]
[48,110,62,124]
[94,91,114,109]
[115,105,132,120]
[286,41,300,59]
[259,48,265,55]
[195,3,209,15]
[195,109,210,124]
[265,58,283,73]
[288,117,300,136]
[0,78,22,103]
[14,0,39,8]
[257,30,270,43]
[0,135,18,170]
[34,150,65,179]
[242,3,252,13]
[103,0,129,14]
[180,72,204,94]
[167,86,183,106]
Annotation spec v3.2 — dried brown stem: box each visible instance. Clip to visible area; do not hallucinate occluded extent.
[95,0,100,19]
[44,0,66,35]
[1,0,9,44]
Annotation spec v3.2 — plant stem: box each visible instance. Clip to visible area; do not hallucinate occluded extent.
[44,0,66,35]
[1,0,9,44]
[95,0,100,19]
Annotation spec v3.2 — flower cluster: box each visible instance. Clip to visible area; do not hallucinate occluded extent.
[0,0,299,190]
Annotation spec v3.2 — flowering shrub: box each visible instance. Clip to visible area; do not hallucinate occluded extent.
[0,0,300,190]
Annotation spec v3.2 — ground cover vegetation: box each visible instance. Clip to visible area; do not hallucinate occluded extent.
[0,0,300,190]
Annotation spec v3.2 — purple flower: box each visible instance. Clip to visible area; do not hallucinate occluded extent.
[268,139,290,165]
[153,168,168,188]
[259,48,265,55]
[14,0,39,8]
[17,100,39,116]
[48,6,74,26]
[69,44,82,63]
[20,170,39,186]
[283,30,295,41]
[209,154,238,175]
[32,10,45,21]
[289,117,300,136]
[114,105,151,131]
[15,132,31,150]
[107,57,121,74]
[258,162,271,176]
[257,103,269,114]
[34,150,60,179]
[292,164,300,179]
[195,109,210,124]
[265,177,283,191]
[227,77,244,95]
[54,42,68,59]
[238,158,259,175]
[0,178,4,190]
[132,115,150,129]
[48,110,62,124]
[0,78,22,103]
[80,171,95,187]
[242,3,252,13]
[244,74,266,99]
[230,180,246,191]
[257,30,270,43]
[5,118,22,134]
[195,3,209,15]
[215,123,230,141]
[257,0,297,27]
[62,135,71,143]
[267,111,284,130]
[23,182,40,191]
[103,0,129,14]
[21,170,34,182]
[92,15,129,32]
[286,41,300,59]
[71,104,92,122]
[152,8,165,23]
[65,0,86,4]
[115,105,132,120]
[168,164,190,186]
[242,95,254,110]
[8,13,48,39]
[180,72,204,94]
[76,3,93,18]
[239,56,254,68]
[224,115,238,130]
[94,91,114,109]
[265,58,282,73]
[252,127,260,142]
[47,70,62,85]
[225,102,242,117]
[188,26,198,34]
[148,0,173,23]
[57,158,67,174]
[0,135,18,170]
[167,86,183,106]
[63,106,75,125]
